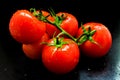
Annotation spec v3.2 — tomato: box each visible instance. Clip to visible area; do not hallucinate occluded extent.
[46,12,79,38]
[42,38,80,74]
[22,33,49,60]
[57,12,79,36]
[76,22,112,58]
[9,10,46,44]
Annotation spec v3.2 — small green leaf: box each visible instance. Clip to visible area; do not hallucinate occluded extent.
[88,27,91,33]
[88,36,102,48]
[78,35,87,45]
[90,30,96,36]
[48,8,56,18]
[30,8,39,17]
[53,38,57,44]
[59,37,64,42]
[81,23,87,33]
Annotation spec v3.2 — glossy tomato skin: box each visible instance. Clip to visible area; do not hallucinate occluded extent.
[9,10,46,44]
[42,38,80,74]
[46,12,79,38]
[76,22,112,58]
[57,12,79,36]
[22,33,49,60]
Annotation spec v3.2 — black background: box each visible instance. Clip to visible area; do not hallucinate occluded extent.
[0,0,120,80]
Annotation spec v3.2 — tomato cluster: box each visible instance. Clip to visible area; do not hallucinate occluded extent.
[9,8,112,74]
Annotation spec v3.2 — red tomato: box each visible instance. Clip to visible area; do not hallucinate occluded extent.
[9,10,46,44]
[57,12,79,36]
[31,9,57,38]
[22,33,49,60]
[46,12,79,38]
[42,38,80,74]
[76,22,112,58]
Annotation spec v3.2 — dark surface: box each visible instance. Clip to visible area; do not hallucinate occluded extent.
[0,0,120,80]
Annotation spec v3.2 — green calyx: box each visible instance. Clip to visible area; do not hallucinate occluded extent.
[30,8,49,22]
[30,8,66,26]
[77,23,97,45]
[48,37,68,48]
[46,8,66,28]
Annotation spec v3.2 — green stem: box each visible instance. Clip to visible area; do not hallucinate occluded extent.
[56,32,64,38]
[46,19,77,42]
[57,25,77,41]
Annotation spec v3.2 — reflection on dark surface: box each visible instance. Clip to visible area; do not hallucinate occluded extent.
[111,20,120,80]
[79,20,120,80]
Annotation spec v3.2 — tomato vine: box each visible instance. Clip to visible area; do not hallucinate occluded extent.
[30,8,97,46]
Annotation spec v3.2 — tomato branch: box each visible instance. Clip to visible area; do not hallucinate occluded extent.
[30,8,99,46]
